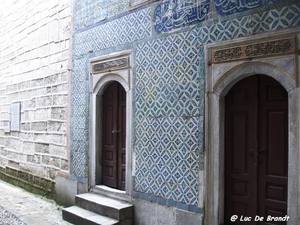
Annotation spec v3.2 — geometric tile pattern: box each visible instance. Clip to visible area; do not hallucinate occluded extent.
[70,0,300,208]
[73,0,129,31]
[191,2,300,44]
[73,7,152,56]
[133,31,205,206]
[69,54,90,178]
[70,7,152,179]
[132,1,300,207]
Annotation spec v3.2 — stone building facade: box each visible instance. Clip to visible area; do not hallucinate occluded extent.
[0,0,71,197]
[1,0,300,224]
[67,0,300,224]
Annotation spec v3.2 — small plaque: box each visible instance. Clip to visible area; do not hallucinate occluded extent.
[92,57,129,74]
[10,102,21,131]
[3,121,10,133]
[212,37,296,63]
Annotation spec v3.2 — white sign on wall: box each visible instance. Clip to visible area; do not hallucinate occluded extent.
[10,102,21,131]
[3,121,10,133]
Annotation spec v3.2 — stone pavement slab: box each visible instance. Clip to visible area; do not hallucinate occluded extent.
[0,180,71,225]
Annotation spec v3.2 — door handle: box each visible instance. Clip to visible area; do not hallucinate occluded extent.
[258,149,266,156]
[112,129,121,133]
[249,148,266,163]
[249,150,255,157]
[258,148,266,163]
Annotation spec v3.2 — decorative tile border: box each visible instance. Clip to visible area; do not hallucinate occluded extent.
[92,56,130,73]
[133,191,203,213]
[212,37,296,63]
[129,0,156,9]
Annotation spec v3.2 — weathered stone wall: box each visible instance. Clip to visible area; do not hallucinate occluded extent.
[0,0,71,193]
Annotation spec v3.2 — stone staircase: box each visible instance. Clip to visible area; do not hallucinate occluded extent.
[62,193,133,225]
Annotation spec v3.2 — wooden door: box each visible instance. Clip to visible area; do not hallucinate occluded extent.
[102,82,126,190]
[224,75,288,224]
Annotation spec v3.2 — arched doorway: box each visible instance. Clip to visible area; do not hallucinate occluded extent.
[89,53,133,198]
[101,81,126,190]
[224,75,288,224]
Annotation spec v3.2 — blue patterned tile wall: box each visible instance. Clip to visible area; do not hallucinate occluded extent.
[132,1,300,208]
[153,0,298,34]
[70,7,152,179]
[70,55,90,181]
[153,0,211,33]
[73,0,129,31]
[70,0,300,209]
[133,28,205,207]
[215,0,282,16]
[73,7,152,56]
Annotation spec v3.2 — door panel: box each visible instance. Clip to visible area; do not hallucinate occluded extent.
[102,83,118,188]
[117,83,126,190]
[225,75,288,224]
[102,82,126,190]
[258,76,288,220]
[225,76,258,223]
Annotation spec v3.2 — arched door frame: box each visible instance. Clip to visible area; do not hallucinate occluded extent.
[89,52,133,198]
[205,61,299,225]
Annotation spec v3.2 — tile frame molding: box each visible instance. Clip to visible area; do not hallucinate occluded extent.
[89,50,133,198]
[205,31,300,225]
[129,0,157,9]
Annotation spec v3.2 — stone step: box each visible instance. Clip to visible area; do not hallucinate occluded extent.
[91,185,131,202]
[62,206,118,225]
[75,193,133,222]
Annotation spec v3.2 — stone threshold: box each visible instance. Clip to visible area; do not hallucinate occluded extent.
[91,185,132,202]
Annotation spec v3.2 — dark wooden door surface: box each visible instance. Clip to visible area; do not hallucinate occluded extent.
[102,82,126,190]
[224,75,288,224]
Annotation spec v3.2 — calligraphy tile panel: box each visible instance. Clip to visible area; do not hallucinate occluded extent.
[154,0,298,34]
[153,0,210,34]
[215,0,282,16]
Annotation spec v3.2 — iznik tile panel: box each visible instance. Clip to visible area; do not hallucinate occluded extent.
[70,6,152,180]
[73,7,152,56]
[193,1,300,43]
[132,0,300,207]
[73,0,129,30]
[69,0,300,196]
[153,0,210,33]
[215,0,282,16]
[154,0,298,34]
[133,30,205,206]
[70,56,90,178]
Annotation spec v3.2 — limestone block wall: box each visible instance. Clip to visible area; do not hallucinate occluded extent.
[0,0,71,193]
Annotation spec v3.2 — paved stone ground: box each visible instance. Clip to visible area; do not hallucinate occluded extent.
[0,180,72,225]
[0,205,27,225]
